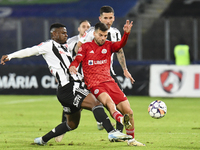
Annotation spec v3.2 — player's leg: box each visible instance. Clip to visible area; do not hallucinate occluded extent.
[103,81,145,146]
[117,100,145,146]
[62,110,66,122]
[95,92,130,128]
[110,73,124,132]
[34,110,81,145]
[81,93,114,133]
[54,110,66,142]
[81,93,132,141]
[116,100,134,136]
[90,82,132,128]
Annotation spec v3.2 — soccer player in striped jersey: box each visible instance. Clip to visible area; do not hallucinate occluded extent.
[58,20,91,129]
[70,21,145,147]
[75,6,135,133]
[0,23,133,145]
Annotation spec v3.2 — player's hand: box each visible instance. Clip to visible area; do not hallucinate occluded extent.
[123,20,133,33]
[1,55,9,65]
[69,66,78,75]
[124,69,135,84]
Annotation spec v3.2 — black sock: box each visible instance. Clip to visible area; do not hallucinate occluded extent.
[92,105,114,133]
[42,121,71,142]
[116,120,124,132]
[62,110,67,122]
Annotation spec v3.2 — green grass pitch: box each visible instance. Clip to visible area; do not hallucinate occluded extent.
[0,95,199,150]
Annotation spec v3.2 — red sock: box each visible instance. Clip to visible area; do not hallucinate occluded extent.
[112,111,123,123]
[126,128,135,139]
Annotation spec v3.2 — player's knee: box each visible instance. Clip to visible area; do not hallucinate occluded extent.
[68,122,79,130]
[90,100,102,109]
[125,108,133,117]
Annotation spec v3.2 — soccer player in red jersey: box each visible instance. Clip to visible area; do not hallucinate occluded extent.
[69,20,145,146]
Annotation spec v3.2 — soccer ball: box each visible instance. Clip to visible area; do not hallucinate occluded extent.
[148,100,167,119]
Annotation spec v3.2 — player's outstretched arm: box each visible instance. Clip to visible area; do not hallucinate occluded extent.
[1,55,9,65]
[1,47,39,65]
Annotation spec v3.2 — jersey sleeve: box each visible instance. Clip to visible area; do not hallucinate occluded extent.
[7,45,40,60]
[37,41,52,55]
[69,44,86,68]
[111,32,130,52]
[79,27,94,44]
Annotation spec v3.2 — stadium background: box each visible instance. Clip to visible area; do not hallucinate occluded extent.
[0,0,200,95]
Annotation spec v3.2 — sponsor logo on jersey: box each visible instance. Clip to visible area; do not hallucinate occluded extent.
[94,89,99,94]
[101,49,107,54]
[90,50,94,53]
[94,59,107,65]
[88,60,93,65]
[59,51,66,55]
[88,59,107,65]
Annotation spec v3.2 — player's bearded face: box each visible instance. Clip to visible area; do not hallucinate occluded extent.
[94,30,108,46]
[99,12,115,29]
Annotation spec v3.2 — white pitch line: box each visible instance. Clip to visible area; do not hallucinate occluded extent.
[139,132,200,135]
[2,98,48,104]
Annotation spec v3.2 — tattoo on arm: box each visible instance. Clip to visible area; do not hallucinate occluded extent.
[116,48,127,70]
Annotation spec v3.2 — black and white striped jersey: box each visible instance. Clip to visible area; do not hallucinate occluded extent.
[8,39,82,87]
[79,26,121,75]
[37,40,83,87]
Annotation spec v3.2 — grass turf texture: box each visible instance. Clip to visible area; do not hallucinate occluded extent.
[0,95,199,150]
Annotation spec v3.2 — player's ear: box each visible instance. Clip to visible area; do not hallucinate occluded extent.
[78,27,80,32]
[52,31,56,38]
[99,16,101,22]
[93,31,95,36]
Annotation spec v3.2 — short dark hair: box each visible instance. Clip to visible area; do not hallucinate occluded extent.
[79,20,90,25]
[100,6,114,15]
[50,23,66,33]
[95,22,108,32]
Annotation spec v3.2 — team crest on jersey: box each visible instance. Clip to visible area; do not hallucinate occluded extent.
[94,89,99,95]
[101,49,107,54]
[88,60,93,65]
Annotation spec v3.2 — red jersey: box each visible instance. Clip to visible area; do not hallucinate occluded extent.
[70,32,129,89]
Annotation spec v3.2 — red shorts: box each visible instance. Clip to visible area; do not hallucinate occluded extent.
[90,81,127,105]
